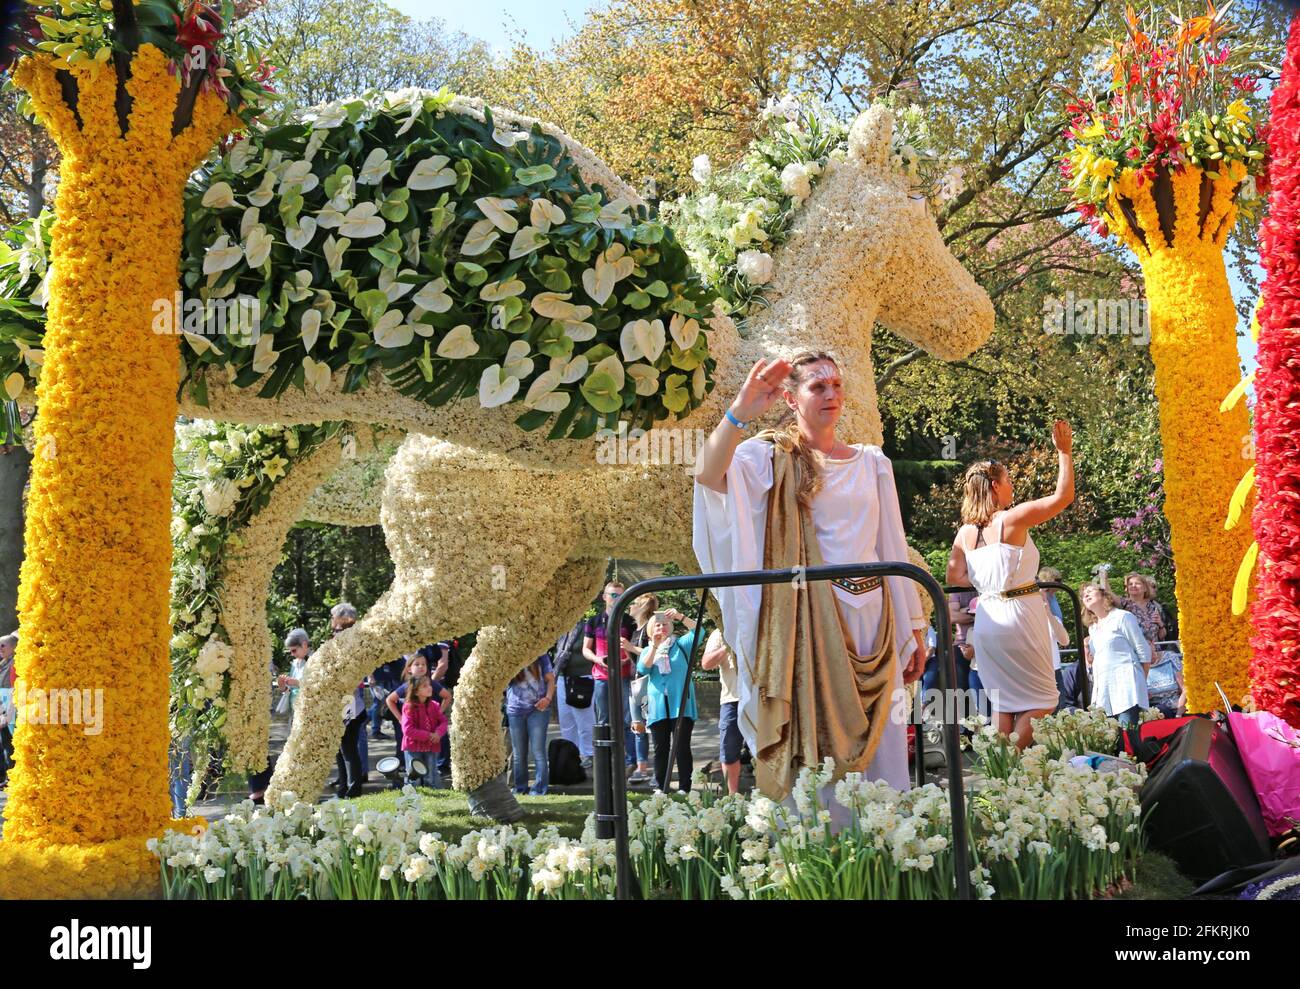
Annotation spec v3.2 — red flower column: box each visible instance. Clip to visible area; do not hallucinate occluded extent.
[1251,11,1300,728]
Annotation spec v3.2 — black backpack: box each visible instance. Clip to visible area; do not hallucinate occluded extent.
[548,738,586,785]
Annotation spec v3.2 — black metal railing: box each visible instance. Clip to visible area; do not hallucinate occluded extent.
[597,561,971,900]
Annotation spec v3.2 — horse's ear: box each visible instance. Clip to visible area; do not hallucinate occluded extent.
[848,105,895,168]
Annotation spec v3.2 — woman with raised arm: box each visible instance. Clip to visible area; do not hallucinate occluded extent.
[947,422,1075,750]
[693,352,927,799]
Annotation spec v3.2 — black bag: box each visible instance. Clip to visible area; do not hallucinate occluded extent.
[564,675,594,710]
[548,738,586,785]
[1141,716,1271,883]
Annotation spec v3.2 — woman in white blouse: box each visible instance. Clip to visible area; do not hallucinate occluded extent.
[1080,582,1151,727]
[693,351,926,793]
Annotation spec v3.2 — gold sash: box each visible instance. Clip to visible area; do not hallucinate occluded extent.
[751,444,897,801]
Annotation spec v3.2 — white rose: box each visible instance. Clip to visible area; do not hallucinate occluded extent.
[736,249,774,285]
[691,154,712,184]
[780,162,812,202]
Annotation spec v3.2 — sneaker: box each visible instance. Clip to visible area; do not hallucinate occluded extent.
[628,769,650,784]
[580,756,594,770]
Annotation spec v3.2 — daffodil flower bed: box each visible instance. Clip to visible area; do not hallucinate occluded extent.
[180,87,719,438]
[150,711,1146,901]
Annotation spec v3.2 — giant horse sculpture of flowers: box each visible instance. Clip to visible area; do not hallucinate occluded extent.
[1061,2,1271,714]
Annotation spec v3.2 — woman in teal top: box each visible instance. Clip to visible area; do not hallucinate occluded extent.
[637,612,701,792]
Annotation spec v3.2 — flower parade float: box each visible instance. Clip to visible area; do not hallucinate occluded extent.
[1062,4,1270,714]
[1249,9,1300,729]
[0,63,994,869]
[0,1,271,898]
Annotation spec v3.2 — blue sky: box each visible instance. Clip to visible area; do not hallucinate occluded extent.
[399,0,1261,373]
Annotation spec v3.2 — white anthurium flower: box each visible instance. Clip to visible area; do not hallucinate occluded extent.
[338,202,386,239]
[409,317,436,338]
[30,266,51,308]
[480,278,526,302]
[251,333,280,374]
[627,362,660,396]
[285,215,318,251]
[597,197,633,230]
[509,226,548,259]
[502,339,534,380]
[403,227,421,265]
[591,353,625,391]
[205,269,236,298]
[323,235,349,275]
[436,324,479,359]
[393,99,422,137]
[201,181,237,209]
[243,225,274,268]
[475,196,520,233]
[523,369,570,412]
[669,313,701,350]
[316,206,345,230]
[312,290,337,323]
[693,361,707,400]
[203,234,243,275]
[280,160,319,194]
[358,147,391,185]
[372,309,412,348]
[309,103,348,129]
[563,320,597,342]
[183,332,212,356]
[302,355,332,392]
[300,308,322,352]
[580,244,636,305]
[620,318,666,363]
[531,292,592,322]
[460,219,499,257]
[407,155,456,191]
[378,266,418,302]
[477,364,521,408]
[412,278,452,312]
[530,198,566,231]
[303,128,327,163]
[239,206,261,240]
[247,170,277,207]
[491,126,529,147]
[3,373,24,401]
[550,354,588,384]
[228,138,254,173]
[285,270,314,303]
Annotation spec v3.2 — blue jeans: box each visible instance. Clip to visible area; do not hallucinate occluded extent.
[369,694,385,736]
[404,750,441,789]
[358,727,369,776]
[593,678,636,767]
[508,708,550,795]
[967,668,992,719]
[633,726,651,765]
[1116,705,1143,728]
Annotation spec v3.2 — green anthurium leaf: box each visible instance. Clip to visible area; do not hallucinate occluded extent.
[644,279,668,298]
[515,163,557,185]
[580,369,623,413]
[379,196,409,223]
[453,262,488,286]
[571,193,602,224]
[454,159,473,195]
[623,289,651,310]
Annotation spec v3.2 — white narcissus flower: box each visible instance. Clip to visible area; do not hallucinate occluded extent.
[620,318,665,363]
[243,225,274,268]
[203,235,243,275]
[201,181,237,209]
[436,324,479,359]
[358,147,391,185]
[736,249,774,285]
[407,155,456,190]
[691,154,712,184]
[338,203,385,239]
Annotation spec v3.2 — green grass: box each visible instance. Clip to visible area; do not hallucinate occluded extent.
[345,789,649,843]
[1116,852,1196,900]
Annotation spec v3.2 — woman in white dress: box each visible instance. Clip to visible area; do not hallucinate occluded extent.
[1080,582,1151,726]
[946,422,1074,749]
[693,352,927,797]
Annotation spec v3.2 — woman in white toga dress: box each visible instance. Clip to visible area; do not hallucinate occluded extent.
[947,421,1075,749]
[693,351,927,793]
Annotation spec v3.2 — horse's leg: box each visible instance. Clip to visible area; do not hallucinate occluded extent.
[453,556,609,822]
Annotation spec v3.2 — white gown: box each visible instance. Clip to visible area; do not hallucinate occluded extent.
[964,513,1059,714]
[693,440,925,792]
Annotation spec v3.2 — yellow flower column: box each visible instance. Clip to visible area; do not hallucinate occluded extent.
[1106,162,1254,712]
[0,48,237,898]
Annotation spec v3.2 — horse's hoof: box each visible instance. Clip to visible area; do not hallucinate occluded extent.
[466,772,526,823]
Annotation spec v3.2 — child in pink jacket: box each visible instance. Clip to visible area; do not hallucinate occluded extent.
[400,675,447,789]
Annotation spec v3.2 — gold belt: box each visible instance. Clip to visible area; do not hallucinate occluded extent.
[830,574,884,595]
[985,582,1039,602]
